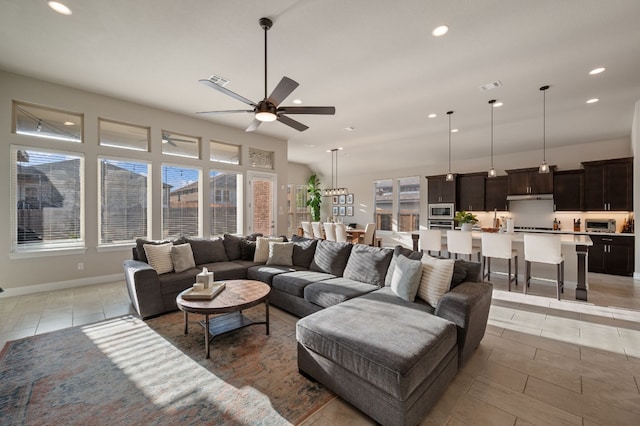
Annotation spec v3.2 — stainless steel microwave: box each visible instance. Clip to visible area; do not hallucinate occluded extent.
[428,203,455,220]
[585,218,616,233]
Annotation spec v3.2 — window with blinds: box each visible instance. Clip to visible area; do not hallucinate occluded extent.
[162,165,201,238]
[398,176,420,232]
[99,158,151,244]
[374,179,393,231]
[209,170,241,236]
[12,146,84,250]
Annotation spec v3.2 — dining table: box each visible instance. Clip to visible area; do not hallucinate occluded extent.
[347,228,367,244]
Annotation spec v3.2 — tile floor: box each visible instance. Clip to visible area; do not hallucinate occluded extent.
[1,273,640,425]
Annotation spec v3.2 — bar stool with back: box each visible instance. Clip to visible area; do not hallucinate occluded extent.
[419,229,447,257]
[524,234,564,300]
[446,230,481,261]
[481,232,518,291]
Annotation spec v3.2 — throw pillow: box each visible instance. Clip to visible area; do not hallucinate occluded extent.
[290,235,318,268]
[309,240,353,275]
[254,237,284,263]
[223,234,244,261]
[390,254,423,302]
[240,239,257,260]
[384,245,424,287]
[185,237,229,265]
[143,242,174,274]
[170,243,196,273]
[266,242,294,266]
[342,245,393,287]
[417,255,455,307]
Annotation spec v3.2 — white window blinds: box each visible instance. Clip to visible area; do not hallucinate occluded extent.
[209,170,240,236]
[162,165,200,238]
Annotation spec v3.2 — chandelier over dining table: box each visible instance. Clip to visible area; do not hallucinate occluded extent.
[322,148,348,196]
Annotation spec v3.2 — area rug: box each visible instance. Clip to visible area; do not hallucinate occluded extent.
[0,306,335,425]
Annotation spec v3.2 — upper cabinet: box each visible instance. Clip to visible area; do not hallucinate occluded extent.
[426,175,456,204]
[505,167,555,195]
[485,175,508,212]
[582,157,633,211]
[553,170,584,211]
[457,172,485,211]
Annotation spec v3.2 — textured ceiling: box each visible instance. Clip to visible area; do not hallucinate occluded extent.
[2,0,640,179]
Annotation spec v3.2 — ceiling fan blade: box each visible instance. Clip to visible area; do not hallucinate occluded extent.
[267,77,299,107]
[277,106,336,115]
[199,79,257,107]
[196,109,254,115]
[245,119,262,132]
[277,114,309,132]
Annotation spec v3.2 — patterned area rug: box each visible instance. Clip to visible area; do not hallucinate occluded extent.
[0,307,334,425]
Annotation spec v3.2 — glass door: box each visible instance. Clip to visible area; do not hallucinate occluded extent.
[247,171,276,236]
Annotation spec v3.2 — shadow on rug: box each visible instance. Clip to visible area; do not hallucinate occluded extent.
[0,306,334,425]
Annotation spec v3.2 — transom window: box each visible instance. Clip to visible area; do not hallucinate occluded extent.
[99,118,149,151]
[13,101,83,143]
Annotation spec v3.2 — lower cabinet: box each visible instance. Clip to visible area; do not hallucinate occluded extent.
[588,235,634,276]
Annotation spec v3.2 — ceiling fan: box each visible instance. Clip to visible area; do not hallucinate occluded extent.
[197,17,335,132]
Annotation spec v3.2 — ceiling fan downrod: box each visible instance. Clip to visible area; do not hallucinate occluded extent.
[259,17,273,101]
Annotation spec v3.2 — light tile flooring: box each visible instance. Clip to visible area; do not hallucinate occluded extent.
[2,273,640,425]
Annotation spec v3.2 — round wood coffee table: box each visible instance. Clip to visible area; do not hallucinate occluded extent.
[176,279,271,358]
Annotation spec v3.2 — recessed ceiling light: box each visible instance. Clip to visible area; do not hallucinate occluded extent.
[63,121,75,126]
[428,113,437,118]
[304,144,315,147]
[493,102,503,108]
[48,1,72,15]
[344,126,355,131]
[292,99,302,104]
[451,129,459,133]
[586,98,599,104]
[432,25,448,37]
[589,67,606,75]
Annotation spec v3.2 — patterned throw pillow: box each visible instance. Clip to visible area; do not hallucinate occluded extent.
[143,242,174,274]
[417,255,455,307]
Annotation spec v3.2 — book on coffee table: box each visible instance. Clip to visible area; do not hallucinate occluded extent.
[182,282,226,300]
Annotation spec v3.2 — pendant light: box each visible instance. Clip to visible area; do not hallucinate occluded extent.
[445,110,454,181]
[539,85,550,174]
[488,99,497,178]
[322,148,348,196]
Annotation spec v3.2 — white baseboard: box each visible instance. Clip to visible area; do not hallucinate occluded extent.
[633,272,640,281]
[0,274,123,298]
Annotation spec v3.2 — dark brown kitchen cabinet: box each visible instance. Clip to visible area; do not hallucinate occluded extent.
[457,172,485,211]
[553,170,584,211]
[426,174,456,204]
[582,157,632,211]
[506,166,555,195]
[485,175,508,211]
[588,234,634,276]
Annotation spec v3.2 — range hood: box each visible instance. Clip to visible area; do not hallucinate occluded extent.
[506,193,554,201]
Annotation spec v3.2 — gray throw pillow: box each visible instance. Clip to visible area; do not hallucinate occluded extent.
[290,235,318,268]
[384,245,423,287]
[223,234,243,261]
[240,239,256,260]
[266,242,294,266]
[390,254,423,302]
[185,237,229,265]
[343,245,393,287]
[171,243,196,273]
[310,240,353,276]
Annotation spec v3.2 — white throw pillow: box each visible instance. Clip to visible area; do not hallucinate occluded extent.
[144,242,174,274]
[254,237,284,263]
[390,254,423,302]
[417,255,455,307]
[266,242,294,266]
[171,243,196,273]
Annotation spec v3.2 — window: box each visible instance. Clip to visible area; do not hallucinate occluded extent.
[99,158,150,244]
[12,146,84,251]
[397,176,420,232]
[209,170,242,236]
[288,184,310,235]
[162,165,201,238]
[374,179,393,231]
[13,101,83,143]
[210,140,240,165]
[162,131,200,159]
[99,118,149,151]
[248,147,274,169]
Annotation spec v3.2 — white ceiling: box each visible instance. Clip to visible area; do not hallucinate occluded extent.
[2,0,640,179]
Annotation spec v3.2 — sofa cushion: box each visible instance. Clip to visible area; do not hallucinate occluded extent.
[186,237,229,265]
[290,235,318,269]
[240,239,257,261]
[254,237,284,263]
[296,293,457,400]
[342,245,393,287]
[272,271,336,298]
[385,245,424,287]
[157,266,200,295]
[267,242,294,266]
[309,240,353,276]
[223,234,244,261]
[143,242,174,274]
[170,243,196,273]
[418,256,455,308]
[304,277,378,308]
[390,254,423,302]
[247,264,304,285]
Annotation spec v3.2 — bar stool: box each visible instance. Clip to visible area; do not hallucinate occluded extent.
[311,222,324,239]
[481,233,518,291]
[446,230,481,261]
[334,223,348,242]
[419,229,447,257]
[301,221,313,239]
[524,234,564,300]
[323,222,337,241]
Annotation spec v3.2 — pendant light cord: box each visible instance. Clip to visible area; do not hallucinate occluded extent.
[447,111,453,173]
[489,99,495,168]
[540,85,549,163]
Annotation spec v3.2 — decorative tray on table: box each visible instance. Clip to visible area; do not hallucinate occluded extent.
[182,282,226,300]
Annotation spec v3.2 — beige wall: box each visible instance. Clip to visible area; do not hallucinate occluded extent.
[0,70,289,295]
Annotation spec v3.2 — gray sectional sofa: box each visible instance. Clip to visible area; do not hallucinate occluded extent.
[123,234,492,426]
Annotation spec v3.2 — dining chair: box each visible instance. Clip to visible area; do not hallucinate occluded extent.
[481,233,518,290]
[311,222,324,239]
[419,229,446,257]
[361,223,376,246]
[323,222,337,241]
[301,221,313,239]
[446,230,481,261]
[524,234,564,300]
[334,223,348,242]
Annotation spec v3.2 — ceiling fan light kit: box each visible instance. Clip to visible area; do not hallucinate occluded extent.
[197,17,335,132]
